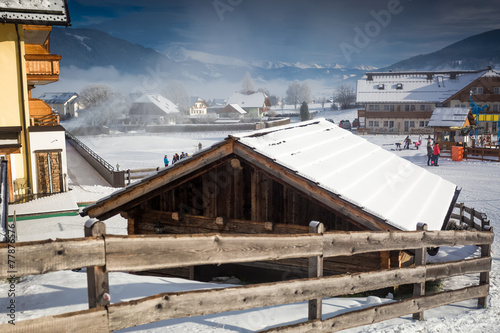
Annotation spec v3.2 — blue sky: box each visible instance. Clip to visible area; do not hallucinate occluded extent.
[67,0,500,67]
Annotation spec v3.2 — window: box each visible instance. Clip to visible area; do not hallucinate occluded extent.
[410,121,415,128]
[389,121,394,128]
[493,104,499,111]
[383,121,388,127]
[374,121,379,127]
[419,121,425,127]
[396,83,403,90]
[471,87,483,95]
[378,84,385,90]
[420,105,426,111]
[410,105,416,111]
[384,105,390,111]
[454,104,460,107]
[368,121,374,127]
[390,105,395,111]
[426,105,432,111]
[374,104,380,111]
[369,105,375,111]
[494,87,500,94]
[405,105,410,111]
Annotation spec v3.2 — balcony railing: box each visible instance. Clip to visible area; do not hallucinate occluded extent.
[25,53,61,84]
[30,114,60,127]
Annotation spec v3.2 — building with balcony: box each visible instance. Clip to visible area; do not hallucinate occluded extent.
[226,92,271,118]
[0,1,70,203]
[356,68,499,135]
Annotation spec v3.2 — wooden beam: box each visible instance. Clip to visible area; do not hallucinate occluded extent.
[478,225,493,308]
[233,143,392,231]
[85,220,110,309]
[413,223,427,320]
[140,210,309,234]
[107,266,428,331]
[308,221,324,320]
[0,238,104,279]
[260,285,489,333]
[0,307,108,333]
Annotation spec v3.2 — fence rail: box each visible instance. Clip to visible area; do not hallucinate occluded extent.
[65,132,115,171]
[0,221,493,333]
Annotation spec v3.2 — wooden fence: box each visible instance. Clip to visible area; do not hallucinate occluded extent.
[124,167,161,185]
[0,221,493,332]
[439,145,500,162]
[449,202,491,230]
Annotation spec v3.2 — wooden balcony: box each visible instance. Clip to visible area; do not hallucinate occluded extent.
[29,99,59,126]
[364,111,433,119]
[25,52,61,85]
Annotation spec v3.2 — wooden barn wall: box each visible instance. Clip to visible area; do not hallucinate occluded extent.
[132,157,363,235]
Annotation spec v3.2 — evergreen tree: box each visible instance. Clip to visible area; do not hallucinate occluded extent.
[300,101,310,121]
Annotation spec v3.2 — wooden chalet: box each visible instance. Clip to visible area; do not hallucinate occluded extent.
[83,119,460,281]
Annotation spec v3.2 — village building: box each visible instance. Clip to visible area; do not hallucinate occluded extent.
[0,1,70,203]
[427,107,476,145]
[129,93,180,125]
[83,119,460,280]
[356,67,500,136]
[226,92,271,118]
[188,97,209,116]
[38,92,80,120]
[218,103,247,118]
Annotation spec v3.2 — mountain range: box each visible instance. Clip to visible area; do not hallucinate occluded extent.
[50,27,500,88]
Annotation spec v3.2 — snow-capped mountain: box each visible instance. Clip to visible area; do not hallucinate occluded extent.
[51,27,375,84]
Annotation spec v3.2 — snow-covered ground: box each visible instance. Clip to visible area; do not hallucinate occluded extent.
[2,110,499,332]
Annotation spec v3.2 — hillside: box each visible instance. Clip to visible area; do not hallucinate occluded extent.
[50,27,370,83]
[386,29,500,71]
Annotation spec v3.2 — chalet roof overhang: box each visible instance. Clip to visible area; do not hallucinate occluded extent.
[0,0,71,26]
[82,139,402,232]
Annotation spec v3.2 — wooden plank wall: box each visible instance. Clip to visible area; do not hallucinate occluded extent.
[133,158,360,235]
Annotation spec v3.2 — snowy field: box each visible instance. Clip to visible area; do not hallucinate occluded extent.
[2,109,500,332]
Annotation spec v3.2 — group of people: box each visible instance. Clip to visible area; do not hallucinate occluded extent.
[164,152,189,167]
[426,138,440,166]
[403,135,422,150]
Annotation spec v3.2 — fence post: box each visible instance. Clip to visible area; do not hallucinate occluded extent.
[308,221,324,321]
[412,222,427,321]
[478,225,493,308]
[470,208,475,229]
[459,203,465,223]
[85,219,110,309]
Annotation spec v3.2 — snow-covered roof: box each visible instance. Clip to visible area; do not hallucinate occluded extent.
[38,92,78,105]
[227,92,268,108]
[222,104,247,114]
[357,70,487,104]
[133,94,179,114]
[234,119,458,231]
[427,107,472,128]
[0,0,70,26]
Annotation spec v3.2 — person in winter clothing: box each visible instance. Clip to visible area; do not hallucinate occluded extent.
[427,140,433,166]
[164,155,169,167]
[404,136,411,149]
[433,142,440,166]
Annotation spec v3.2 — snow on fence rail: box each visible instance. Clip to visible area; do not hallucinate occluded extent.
[0,221,493,333]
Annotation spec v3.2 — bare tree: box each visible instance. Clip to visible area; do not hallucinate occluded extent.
[286,81,312,110]
[298,81,312,105]
[241,72,255,95]
[79,84,114,109]
[335,83,356,110]
[163,81,190,114]
[285,81,301,109]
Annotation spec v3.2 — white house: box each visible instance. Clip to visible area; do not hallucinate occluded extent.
[38,92,80,120]
[129,94,180,124]
[226,92,271,118]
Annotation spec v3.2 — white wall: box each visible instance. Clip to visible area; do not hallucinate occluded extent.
[29,130,67,194]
